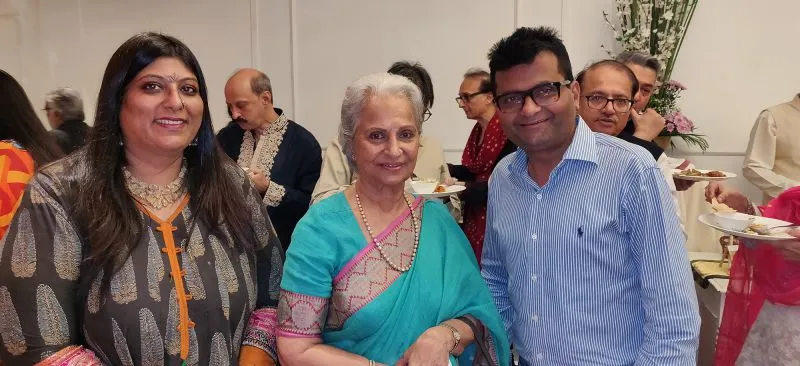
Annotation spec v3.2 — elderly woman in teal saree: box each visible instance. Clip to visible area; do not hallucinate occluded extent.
[276,73,509,366]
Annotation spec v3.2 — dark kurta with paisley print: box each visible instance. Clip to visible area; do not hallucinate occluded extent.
[0,153,284,365]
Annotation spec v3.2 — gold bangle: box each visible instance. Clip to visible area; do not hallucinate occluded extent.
[439,323,461,353]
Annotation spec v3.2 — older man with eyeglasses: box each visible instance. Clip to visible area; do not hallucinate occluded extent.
[575,60,691,234]
[575,60,663,158]
[448,67,516,264]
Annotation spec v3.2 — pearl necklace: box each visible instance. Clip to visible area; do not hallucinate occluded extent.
[355,186,420,272]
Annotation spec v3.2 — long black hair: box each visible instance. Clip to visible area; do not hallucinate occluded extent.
[0,69,63,164]
[78,32,257,288]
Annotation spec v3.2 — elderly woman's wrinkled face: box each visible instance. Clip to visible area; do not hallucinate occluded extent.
[352,94,420,188]
[119,56,203,158]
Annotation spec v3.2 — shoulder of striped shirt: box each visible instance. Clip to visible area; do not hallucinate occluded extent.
[595,133,660,169]
[494,150,521,174]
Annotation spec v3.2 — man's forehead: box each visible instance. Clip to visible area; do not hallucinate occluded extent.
[225,84,257,100]
[227,97,252,104]
[586,67,632,88]
[495,54,563,93]
[459,77,482,91]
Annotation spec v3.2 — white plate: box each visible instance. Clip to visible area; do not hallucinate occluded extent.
[698,213,794,241]
[673,169,736,182]
[408,185,466,198]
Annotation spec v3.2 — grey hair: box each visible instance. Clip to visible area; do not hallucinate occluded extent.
[45,87,84,121]
[339,72,424,167]
[615,51,661,75]
[250,71,272,96]
[463,67,490,79]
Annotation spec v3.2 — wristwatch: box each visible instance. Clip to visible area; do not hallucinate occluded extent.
[439,323,461,353]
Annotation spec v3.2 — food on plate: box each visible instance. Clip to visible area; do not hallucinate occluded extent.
[433,184,447,193]
[710,198,736,213]
[744,223,768,235]
[678,168,703,176]
[676,168,726,178]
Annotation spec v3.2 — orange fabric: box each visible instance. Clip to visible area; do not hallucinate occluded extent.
[239,345,276,366]
[137,195,193,361]
[0,141,35,239]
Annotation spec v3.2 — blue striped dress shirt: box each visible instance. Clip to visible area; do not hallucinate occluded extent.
[481,119,700,365]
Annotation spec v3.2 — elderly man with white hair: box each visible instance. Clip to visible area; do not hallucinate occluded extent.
[44,87,90,154]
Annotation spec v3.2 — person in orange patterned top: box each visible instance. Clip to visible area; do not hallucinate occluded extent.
[0,141,34,239]
[0,69,63,238]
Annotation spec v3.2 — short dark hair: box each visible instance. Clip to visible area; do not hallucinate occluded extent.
[463,67,491,93]
[488,27,574,94]
[576,60,639,98]
[615,51,661,76]
[387,61,434,109]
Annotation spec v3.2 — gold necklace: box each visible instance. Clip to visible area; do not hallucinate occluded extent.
[354,185,419,272]
[123,163,188,210]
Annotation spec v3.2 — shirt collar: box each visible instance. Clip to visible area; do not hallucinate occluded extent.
[564,116,598,165]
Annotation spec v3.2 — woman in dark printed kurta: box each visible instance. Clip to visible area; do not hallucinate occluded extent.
[0,32,283,365]
[0,155,283,365]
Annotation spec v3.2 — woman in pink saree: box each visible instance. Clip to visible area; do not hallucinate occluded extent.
[706,182,800,365]
[276,73,509,366]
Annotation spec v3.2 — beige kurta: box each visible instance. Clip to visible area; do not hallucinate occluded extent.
[743,94,800,203]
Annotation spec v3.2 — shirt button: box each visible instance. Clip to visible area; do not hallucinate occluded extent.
[536,193,542,200]
[531,233,537,240]
[536,353,544,360]
[532,313,539,322]
[531,274,537,282]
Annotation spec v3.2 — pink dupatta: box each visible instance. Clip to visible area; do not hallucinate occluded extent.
[715,186,800,365]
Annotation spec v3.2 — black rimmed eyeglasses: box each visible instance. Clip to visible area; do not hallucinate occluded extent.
[582,95,633,113]
[494,80,572,113]
[455,90,490,106]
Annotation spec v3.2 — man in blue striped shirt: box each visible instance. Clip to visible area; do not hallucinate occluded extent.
[481,27,700,365]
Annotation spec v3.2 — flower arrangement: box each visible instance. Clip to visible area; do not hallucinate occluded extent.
[648,80,709,150]
[603,0,708,151]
